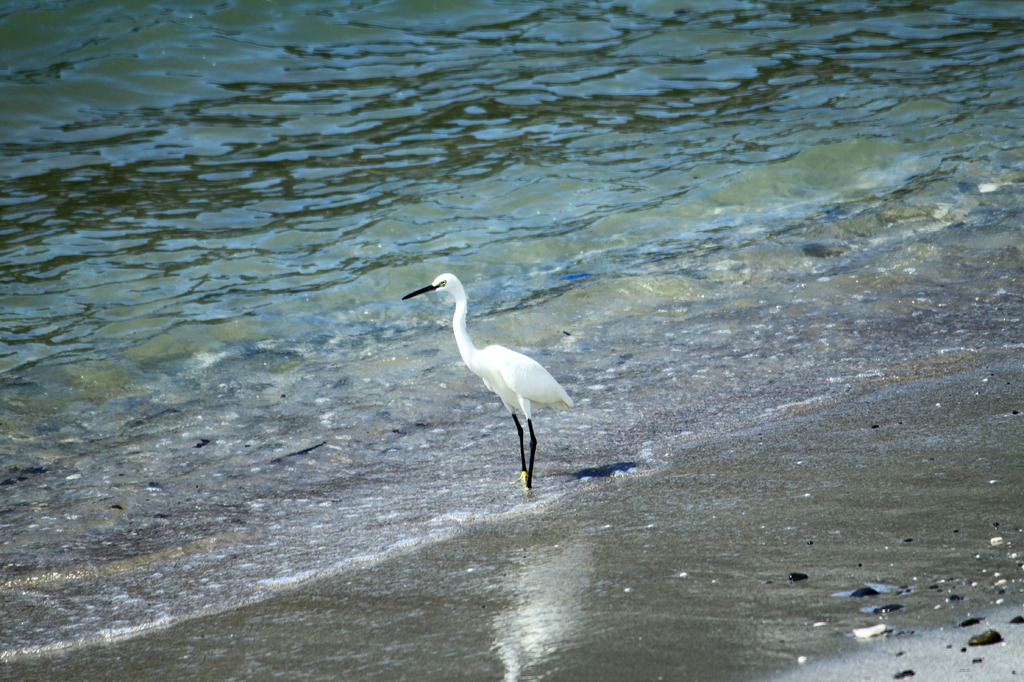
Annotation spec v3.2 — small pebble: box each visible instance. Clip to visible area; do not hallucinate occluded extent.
[788,572,809,583]
[894,670,915,679]
[967,630,1002,646]
[1009,615,1024,624]
[851,586,881,598]
[959,617,984,627]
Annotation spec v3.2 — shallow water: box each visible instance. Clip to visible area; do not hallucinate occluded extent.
[2,0,1024,658]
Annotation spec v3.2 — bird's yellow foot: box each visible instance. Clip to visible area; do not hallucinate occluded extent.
[519,470,531,490]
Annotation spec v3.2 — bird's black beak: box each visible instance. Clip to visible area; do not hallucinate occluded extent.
[402,284,438,300]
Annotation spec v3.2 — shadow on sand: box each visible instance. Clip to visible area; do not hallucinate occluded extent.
[571,462,637,480]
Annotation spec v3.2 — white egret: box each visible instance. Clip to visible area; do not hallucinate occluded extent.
[402,273,573,489]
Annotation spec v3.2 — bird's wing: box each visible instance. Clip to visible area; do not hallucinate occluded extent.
[485,345,573,409]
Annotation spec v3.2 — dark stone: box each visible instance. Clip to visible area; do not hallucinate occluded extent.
[873,604,904,614]
[967,630,1002,646]
[802,243,847,258]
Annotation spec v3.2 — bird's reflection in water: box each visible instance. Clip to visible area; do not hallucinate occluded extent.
[492,537,594,682]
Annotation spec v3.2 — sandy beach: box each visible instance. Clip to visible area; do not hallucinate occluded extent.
[5,352,1020,681]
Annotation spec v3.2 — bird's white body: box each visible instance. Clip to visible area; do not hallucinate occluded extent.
[471,345,573,417]
[403,273,572,489]
[447,279,573,420]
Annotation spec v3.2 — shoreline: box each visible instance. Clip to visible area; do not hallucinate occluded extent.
[3,352,1021,680]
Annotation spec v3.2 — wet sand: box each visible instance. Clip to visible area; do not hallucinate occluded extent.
[3,354,1022,681]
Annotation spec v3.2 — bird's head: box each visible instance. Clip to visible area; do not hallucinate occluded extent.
[402,273,463,300]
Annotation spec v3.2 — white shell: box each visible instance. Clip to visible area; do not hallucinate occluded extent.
[852,623,888,639]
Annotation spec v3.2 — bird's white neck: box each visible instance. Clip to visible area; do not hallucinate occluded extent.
[451,297,479,371]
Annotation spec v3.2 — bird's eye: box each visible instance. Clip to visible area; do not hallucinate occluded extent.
[438,280,447,288]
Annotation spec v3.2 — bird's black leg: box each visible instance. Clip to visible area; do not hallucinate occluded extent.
[512,414,526,475]
[525,418,538,490]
